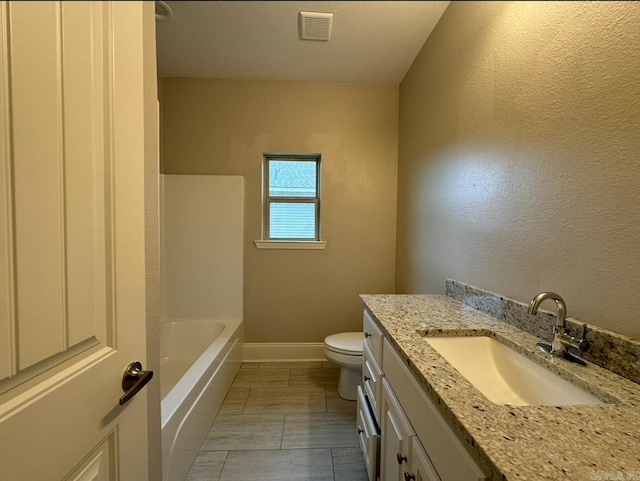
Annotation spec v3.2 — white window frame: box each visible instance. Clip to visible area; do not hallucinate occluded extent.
[254,153,327,250]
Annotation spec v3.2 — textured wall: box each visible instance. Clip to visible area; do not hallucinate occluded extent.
[162,78,398,342]
[397,2,640,337]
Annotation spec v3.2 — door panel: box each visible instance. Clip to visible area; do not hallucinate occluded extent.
[61,1,107,349]
[0,2,151,480]
[0,349,118,480]
[10,0,67,369]
[66,433,117,481]
[3,0,106,377]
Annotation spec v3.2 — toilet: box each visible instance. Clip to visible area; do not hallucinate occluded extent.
[324,332,364,401]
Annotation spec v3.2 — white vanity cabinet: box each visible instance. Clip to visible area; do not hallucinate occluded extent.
[357,385,380,481]
[381,376,442,481]
[363,309,384,423]
[363,340,384,422]
[358,310,384,481]
[360,308,487,481]
[381,378,417,481]
[382,338,487,481]
[405,437,441,481]
[363,310,384,369]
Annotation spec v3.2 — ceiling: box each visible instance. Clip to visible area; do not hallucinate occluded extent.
[155,1,450,85]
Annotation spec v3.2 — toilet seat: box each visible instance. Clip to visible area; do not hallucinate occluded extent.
[324,332,363,356]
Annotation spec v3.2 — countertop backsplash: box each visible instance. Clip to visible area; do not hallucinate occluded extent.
[445,279,640,385]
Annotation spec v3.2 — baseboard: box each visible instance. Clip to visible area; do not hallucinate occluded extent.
[243,342,327,362]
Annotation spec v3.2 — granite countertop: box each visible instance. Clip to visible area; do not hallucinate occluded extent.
[360,294,640,481]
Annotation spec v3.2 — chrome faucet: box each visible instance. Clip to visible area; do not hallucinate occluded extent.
[528,292,588,363]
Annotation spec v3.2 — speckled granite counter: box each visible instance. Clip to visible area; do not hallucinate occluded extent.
[360,294,640,481]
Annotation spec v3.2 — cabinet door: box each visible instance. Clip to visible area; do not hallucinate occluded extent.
[405,436,441,481]
[381,378,415,481]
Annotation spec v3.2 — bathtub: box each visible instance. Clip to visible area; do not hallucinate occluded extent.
[161,319,243,481]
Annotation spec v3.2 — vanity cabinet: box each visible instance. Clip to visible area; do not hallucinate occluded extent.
[363,309,384,423]
[406,436,441,481]
[358,310,384,481]
[363,310,384,370]
[359,308,487,481]
[382,338,486,481]
[357,384,380,481]
[381,377,441,481]
[363,341,384,422]
[381,378,416,480]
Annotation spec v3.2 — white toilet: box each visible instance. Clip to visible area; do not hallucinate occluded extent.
[324,332,364,401]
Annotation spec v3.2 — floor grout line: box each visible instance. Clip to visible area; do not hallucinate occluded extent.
[330,447,337,481]
[216,451,229,481]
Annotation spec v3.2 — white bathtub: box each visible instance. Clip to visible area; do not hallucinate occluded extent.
[161,319,243,481]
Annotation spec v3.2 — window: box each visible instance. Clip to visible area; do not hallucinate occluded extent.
[262,153,322,243]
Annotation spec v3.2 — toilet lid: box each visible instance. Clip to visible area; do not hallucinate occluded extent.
[324,332,364,355]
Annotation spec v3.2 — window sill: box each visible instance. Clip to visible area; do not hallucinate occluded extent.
[253,240,327,250]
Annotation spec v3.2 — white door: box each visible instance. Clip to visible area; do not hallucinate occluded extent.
[0,2,152,480]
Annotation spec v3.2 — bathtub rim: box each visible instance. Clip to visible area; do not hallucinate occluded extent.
[160,318,242,428]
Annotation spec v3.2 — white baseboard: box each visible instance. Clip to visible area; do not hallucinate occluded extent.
[243,342,327,362]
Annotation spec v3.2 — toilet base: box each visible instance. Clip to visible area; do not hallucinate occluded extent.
[337,367,361,401]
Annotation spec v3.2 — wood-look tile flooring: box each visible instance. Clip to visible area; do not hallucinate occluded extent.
[185,361,368,481]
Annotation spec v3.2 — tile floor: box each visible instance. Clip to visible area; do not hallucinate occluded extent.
[185,361,369,481]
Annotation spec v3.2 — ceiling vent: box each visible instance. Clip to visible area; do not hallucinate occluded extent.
[298,11,333,41]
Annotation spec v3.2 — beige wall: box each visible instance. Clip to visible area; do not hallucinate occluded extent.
[162,78,398,342]
[397,2,640,337]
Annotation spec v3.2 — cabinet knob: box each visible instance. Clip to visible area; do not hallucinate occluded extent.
[364,375,371,382]
[397,453,408,464]
[357,428,364,435]
[404,471,416,481]
[364,332,371,338]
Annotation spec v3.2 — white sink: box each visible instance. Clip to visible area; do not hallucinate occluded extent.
[425,336,603,406]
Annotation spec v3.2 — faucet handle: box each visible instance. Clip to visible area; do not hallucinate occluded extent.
[580,323,588,340]
[556,330,589,353]
[574,323,589,352]
[576,337,589,353]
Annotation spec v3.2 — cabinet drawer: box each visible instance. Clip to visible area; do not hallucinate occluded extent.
[363,309,383,365]
[363,342,383,424]
[383,339,487,481]
[357,385,380,481]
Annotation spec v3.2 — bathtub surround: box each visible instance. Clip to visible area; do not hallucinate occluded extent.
[396,1,640,338]
[161,78,398,344]
[160,175,243,321]
[445,279,640,385]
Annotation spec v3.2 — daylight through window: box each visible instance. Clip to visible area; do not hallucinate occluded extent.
[263,154,321,240]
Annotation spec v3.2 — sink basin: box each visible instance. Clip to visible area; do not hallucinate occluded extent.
[425,336,603,406]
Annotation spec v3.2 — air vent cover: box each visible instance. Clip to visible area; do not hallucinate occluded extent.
[298,11,333,41]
